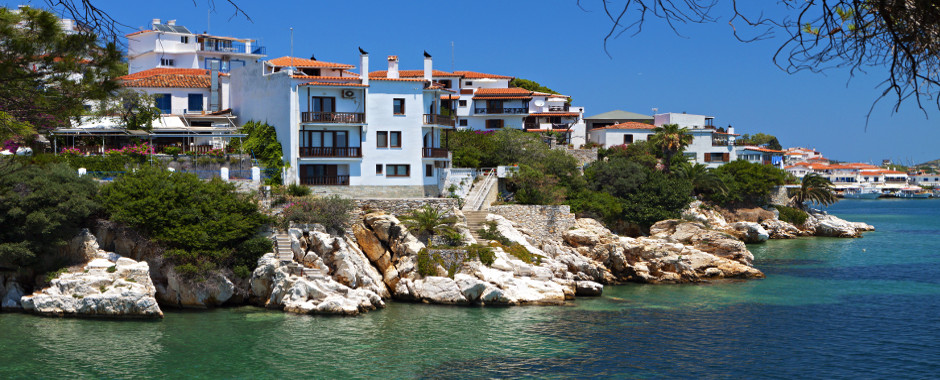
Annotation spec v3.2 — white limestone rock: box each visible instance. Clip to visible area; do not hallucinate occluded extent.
[729,222,770,244]
[20,252,162,318]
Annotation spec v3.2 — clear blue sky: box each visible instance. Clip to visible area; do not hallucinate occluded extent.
[11,0,939,164]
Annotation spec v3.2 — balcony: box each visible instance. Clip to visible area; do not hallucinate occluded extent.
[474,107,527,115]
[301,112,365,124]
[548,105,569,112]
[423,114,455,127]
[299,147,362,158]
[199,40,266,55]
[422,147,449,158]
[299,175,350,186]
[711,140,747,147]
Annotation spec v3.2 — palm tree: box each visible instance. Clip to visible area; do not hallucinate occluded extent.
[791,173,837,210]
[674,162,727,196]
[398,205,458,242]
[649,123,693,173]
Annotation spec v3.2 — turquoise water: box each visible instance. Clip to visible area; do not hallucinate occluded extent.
[1,199,938,378]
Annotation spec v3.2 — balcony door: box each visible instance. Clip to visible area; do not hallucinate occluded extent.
[300,164,344,185]
[486,100,503,114]
[310,96,335,113]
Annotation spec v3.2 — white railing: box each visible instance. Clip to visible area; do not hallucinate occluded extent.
[462,169,497,211]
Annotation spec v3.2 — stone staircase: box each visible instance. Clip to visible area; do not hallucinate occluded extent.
[463,211,490,243]
[274,231,328,279]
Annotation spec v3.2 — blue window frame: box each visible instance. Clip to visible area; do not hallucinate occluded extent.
[155,94,171,114]
[188,94,203,112]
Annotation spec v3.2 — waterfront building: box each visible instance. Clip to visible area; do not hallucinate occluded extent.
[230,52,454,197]
[911,173,940,187]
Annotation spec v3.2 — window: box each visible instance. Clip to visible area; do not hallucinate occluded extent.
[425,164,434,177]
[393,98,405,115]
[486,119,504,129]
[377,131,388,148]
[390,131,401,148]
[154,94,171,114]
[310,96,335,113]
[439,80,452,88]
[301,130,348,148]
[459,119,468,127]
[181,36,189,43]
[187,94,203,112]
[458,100,467,107]
[465,81,473,86]
[376,164,383,175]
[160,58,174,67]
[387,165,410,177]
[623,134,634,144]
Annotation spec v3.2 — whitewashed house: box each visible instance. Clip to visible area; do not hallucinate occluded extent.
[230,52,454,197]
[586,122,655,148]
[911,173,940,187]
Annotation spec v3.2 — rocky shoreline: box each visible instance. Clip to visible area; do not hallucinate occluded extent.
[0,203,874,318]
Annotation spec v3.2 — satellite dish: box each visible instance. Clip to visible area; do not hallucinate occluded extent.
[534,100,545,107]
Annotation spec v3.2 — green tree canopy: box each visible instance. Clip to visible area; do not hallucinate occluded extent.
[708,160,787,207]
[738,133,782,151]
[0,6,122,143]
[229,121,285,184]
[648,124,693,173]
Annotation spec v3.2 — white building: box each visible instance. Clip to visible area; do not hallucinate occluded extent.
[586,122,655,148]
[126,18,265,75]
[230,52,454,197]
[911,173,940,187]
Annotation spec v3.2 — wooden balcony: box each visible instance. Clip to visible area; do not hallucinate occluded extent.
[423,114,455,127]
[299,175,350,186]
[300,112,365,124]
[299,147,362,158]
[474,107,527,115]
[422,147,449,158]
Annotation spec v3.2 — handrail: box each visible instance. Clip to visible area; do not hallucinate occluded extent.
[463,169,496,211]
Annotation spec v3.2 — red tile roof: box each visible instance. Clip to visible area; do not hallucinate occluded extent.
[475,88,532,95]
[371,77,427,82]
[472,96,532,100]
[369,69,460,78]
[441,94,461,100]
[591,122,655,130]
[119,68,220,88]
[125,30,153,37]
[290,75,360,81]
[742,146,784,153]
[267,56,355,69]
[453,70,513,79]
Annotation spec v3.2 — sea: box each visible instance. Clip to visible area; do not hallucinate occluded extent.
[1,199,938,379]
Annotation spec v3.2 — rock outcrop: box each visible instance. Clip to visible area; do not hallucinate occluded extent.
[1,278,25,311]
[565,218,764,283]
[803,210,876,238]
[249,253,384,316]
[684,200,874,239]
[20,252,163,318]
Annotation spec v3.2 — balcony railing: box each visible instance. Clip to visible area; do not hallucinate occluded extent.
[474,107,527,114]
[299,147,362,158]
[300,175,350,186]
[422,147,449,158]
[423,114,455,127]
[711,140,747,147]
[301,112,365,124]
[548,105,569,112]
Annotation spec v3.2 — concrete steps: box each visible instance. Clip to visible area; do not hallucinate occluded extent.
[275,232,293,262]
[463,211,490,243]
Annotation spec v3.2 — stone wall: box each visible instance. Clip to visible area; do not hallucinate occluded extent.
[553,147,598,166]
[769,186,790,206]
[356,198,458,218]
[489,205,577,241]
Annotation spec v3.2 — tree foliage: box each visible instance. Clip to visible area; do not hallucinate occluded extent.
[0,6,122,143]
[708,160,787,207]
[738,133,782,150]
[99,167,269,275]
[790,173,838,209]
[93,88,161,131]
[648,124,692,173]
[674,162,727,196]
[510,78,572,103]
[398,205,457,242]
[228,121,285,184]
[0,162,100,273]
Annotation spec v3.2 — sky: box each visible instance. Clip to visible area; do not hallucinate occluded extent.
[9,0,939,164]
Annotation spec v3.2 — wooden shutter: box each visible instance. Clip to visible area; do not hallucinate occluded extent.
[723,153,730,162]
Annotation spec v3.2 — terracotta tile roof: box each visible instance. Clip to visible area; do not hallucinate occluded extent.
[387,55,398,60]
[591,122,655,130]
[267,56,355,69]
[342,70,361,77]
[290,75,360,81]
[713,131,741,136]
[119,68,218,88]
[453,70,513,79]
[529,112,580,117]
[475,88,532,95]
[472,96,533,100]
[299,81,368,87]
[441,94,461,100]
[125,30,153,37]
[369,70,460,78]
[525,128,572,132]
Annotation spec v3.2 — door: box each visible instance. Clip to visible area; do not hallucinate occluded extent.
[487,100,503,114]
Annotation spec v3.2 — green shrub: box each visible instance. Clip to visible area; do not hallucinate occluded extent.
[491,241,540,265]
[286,183,311,197]
[233,265,252,279]
[775,205,809,226]
[234,236,272,270]
[99,167,269,277]
[478,221,512,245]
[106,265,117,273]
[466,244,495,266]
[279,195,355,233]
[163,146,181,156]
[416,248,436,277]
[45,268,69,282]
[708,160,787,207]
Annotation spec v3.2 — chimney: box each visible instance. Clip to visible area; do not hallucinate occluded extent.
[423,52,432,82]
[727,125,736,146]
[387,55,399,79]
[152,18,161,27]
[167,20,176,26]
[360,51,369,86]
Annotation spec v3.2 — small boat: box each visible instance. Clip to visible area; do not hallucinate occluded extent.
[893,188,934,198]
[843,186,882,199]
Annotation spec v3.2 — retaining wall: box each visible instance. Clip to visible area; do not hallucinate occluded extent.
[489,205,577,241]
